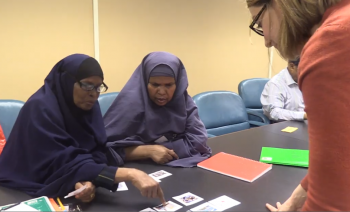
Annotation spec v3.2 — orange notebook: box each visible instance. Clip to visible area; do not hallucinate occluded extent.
[198,152,272,182]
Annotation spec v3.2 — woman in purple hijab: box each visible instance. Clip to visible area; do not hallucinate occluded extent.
[0,54,165,203]
[104,51,211,168]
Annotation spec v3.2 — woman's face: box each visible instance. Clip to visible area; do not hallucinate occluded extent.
[148,76,176,106]
[73,76,103,110]
[249,2,282,49]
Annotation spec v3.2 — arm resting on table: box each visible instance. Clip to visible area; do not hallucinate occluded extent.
[123,146,152,161]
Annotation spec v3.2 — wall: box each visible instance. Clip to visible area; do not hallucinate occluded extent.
[0,0,284,101]
[272,49,288,76]
[0,0,94,101]
[99,0,272,96]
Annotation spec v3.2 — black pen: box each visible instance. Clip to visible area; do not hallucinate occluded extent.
[0,202,21,211]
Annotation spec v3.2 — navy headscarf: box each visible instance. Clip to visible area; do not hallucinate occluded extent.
[104,51,211,168]
[0,54,116,197]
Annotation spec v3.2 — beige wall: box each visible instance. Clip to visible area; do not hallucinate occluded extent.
[272,49,288,76]
[0,0,94,101]
[99,0,272,96]
[0,0,285,101]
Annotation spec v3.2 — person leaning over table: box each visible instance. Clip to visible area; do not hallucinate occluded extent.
[247,0,350,211]
[261,58,306,122]
[0,54,165,204]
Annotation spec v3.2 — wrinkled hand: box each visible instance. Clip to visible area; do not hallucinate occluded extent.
[130,169,166,204]
[74,181,96,203]
[150,145,179,164]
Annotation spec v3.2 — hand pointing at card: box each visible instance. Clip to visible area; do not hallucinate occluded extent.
[115,168,166,204]
[130,169,165,200]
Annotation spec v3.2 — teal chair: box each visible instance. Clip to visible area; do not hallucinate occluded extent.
[238,78,270,124]
[193,91,264,137]
[0,100,25,139]
[98,92,119,116]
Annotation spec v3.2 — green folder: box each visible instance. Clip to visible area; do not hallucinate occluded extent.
[260,147,309,167]
[0,196,55,211]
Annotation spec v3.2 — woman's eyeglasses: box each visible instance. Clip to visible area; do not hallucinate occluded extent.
[65,72,108,93]
[78,81,108,93]
[249,4,267,36]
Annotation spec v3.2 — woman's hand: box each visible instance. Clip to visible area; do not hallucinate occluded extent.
[149,145,179,164]
[115,168,166,205]
[124,145,178,163]
[129,169,166,204]
[74,181,96,203]
[266,198,300,211]
[266,184,306,211]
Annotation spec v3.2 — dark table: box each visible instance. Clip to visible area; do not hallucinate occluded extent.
[259,121,308,142]
[0,121,309,211]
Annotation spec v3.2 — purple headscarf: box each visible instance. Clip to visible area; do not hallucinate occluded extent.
[0,54,121,197]
[104,51,211,167]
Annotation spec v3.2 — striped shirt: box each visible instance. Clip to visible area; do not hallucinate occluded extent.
[260,68,305,121]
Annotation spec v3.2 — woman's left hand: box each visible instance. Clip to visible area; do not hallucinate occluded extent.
[266,184,306,211]
[74,181,96,203]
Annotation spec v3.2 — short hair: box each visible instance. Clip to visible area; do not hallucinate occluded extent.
[246,0,341,59]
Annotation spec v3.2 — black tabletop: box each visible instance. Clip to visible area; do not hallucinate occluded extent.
[0,121,309,211]
[258,121,309,142]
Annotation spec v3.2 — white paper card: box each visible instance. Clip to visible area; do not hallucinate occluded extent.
[149,170,172,180]
[117,182,128,191]
[154,136,168,144]
[64,185,87,199]
[208,195,240,211]
[5,203,39,211]
[153,201,182,212]
[149,175,161,182]
[172,192,204,206]
[189,202,220,211]
[140,207,156,212]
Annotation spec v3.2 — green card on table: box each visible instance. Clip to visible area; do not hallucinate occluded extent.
[260,147,309,167]
[0,196,54,211]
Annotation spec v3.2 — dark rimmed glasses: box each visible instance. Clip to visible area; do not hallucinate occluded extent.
[78,81,108,93]
[65,72,109,93]
[249,4,267,36]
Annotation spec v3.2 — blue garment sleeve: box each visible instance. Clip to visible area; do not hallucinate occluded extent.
[93,166,119,191]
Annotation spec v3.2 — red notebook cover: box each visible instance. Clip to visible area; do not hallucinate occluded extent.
[198,152,272,182]
[0,125,6,156]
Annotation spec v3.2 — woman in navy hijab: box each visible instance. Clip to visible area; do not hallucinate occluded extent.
[0,54,165,203]
[104,52,211,168]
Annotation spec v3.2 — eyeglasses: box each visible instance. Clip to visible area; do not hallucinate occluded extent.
[63,71,108,93]
[290,58,300,66]
[249,4,267,36]
[78,81,108,93]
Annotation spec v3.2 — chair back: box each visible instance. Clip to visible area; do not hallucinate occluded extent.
[98,92,119,116]
[238,78,270,122]
[193,91,250,136]
[0,100,25,139]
